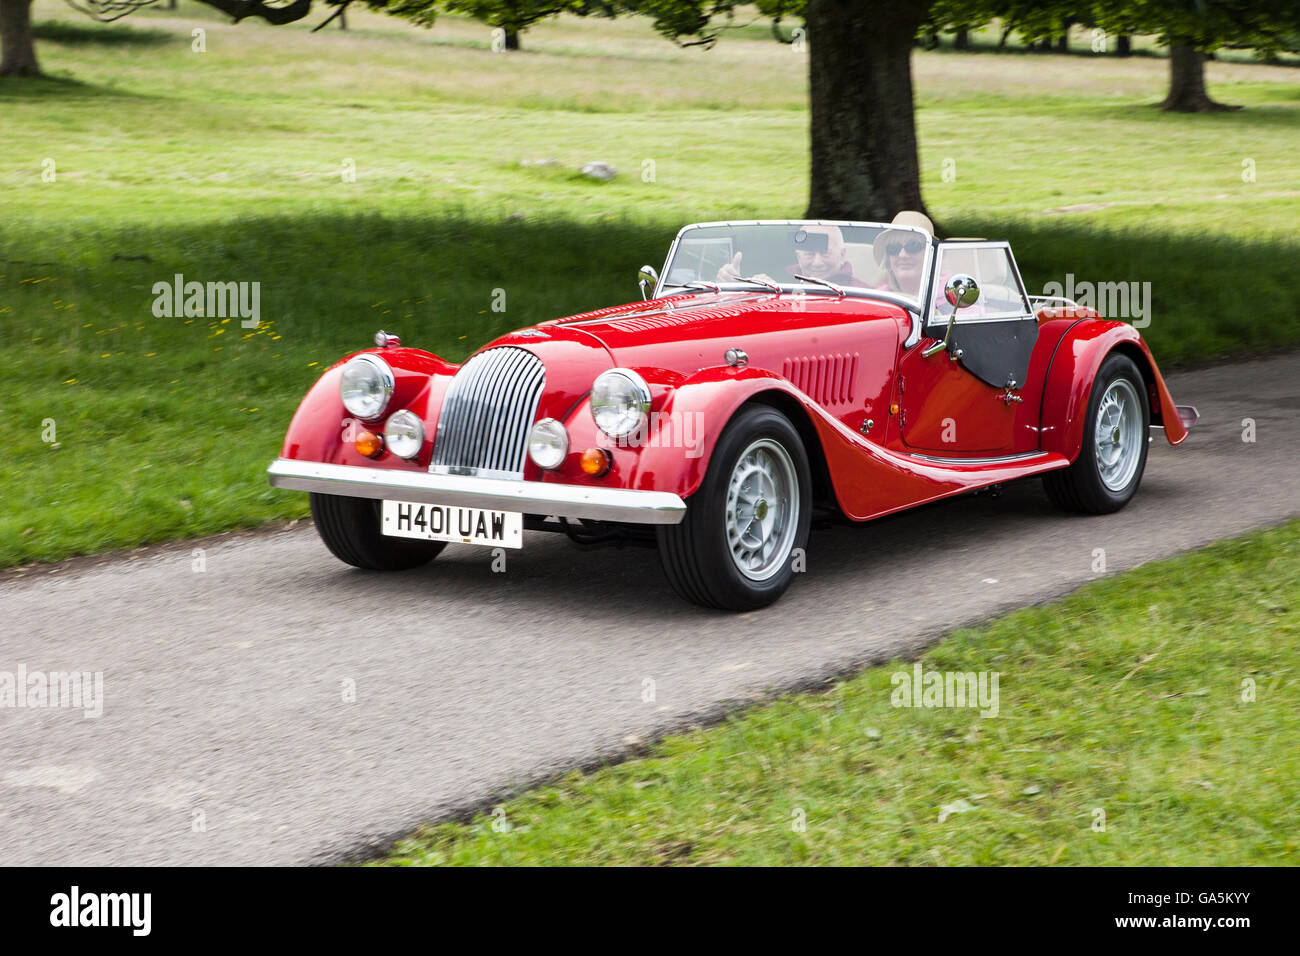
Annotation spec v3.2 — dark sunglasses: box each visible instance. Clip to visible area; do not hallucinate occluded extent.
[886,239,927,256]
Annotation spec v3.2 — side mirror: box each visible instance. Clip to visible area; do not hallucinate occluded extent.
[923,273,979,358]
[638,264,659,301]
[944,273,980,309]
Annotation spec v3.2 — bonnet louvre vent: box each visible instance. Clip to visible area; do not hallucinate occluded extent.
[782,353,859,406]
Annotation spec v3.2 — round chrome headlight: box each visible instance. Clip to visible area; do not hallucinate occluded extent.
[339,354,394,420]
[528,418,569,470]
[590,369,651,439]
[384,409,425,460]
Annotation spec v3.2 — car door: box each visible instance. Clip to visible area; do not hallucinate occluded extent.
[896,241,1039,455]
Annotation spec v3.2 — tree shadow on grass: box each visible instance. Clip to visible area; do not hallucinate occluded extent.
[34,19,176,47]
[920,37,1300,68]
[0,74,95,99]
[0,72,157,100]
[0,18,174,101]
[5,211,1297,369]
[1063,97,1300,125]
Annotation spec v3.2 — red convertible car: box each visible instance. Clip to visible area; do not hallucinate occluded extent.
[268,217,1197,610]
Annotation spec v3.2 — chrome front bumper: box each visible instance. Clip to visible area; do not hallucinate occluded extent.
[267,459,687,525]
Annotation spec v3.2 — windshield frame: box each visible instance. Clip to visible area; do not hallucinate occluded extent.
[656,219,936,316]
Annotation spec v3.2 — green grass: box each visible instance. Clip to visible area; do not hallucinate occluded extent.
[2,213,669,562]
[379,520,1300,866]
[2,3,1298,567]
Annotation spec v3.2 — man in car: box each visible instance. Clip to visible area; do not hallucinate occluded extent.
[717,224,860,286]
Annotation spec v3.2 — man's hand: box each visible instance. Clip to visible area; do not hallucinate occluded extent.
[717,252,744,282]
[717,252,777,286]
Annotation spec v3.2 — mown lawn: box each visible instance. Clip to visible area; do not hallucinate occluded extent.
[380,520,1300,866]
[2,3,1298,567]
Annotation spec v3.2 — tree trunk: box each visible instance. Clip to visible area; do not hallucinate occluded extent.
[1160,41,1238,112]
[1116,34,1130,57]
[954,27,969,51]
[0,0,39,77]
[1055,18,1070,53]
[504,28,519,50]
[805,0,931,222]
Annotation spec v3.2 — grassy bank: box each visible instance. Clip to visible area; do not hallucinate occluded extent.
[380,520,1300,866]
[2,3,1298,567]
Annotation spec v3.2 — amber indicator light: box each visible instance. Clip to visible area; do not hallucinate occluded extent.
[355,429,383,458]
[580,447,611,477]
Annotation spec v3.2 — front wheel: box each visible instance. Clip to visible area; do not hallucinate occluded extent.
[309,492,445,571]
[657,404,812,611]
[1043,352,1150,514]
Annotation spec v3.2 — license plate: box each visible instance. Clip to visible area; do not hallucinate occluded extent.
[381,500,523,549]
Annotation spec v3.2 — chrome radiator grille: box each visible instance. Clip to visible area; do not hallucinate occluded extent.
[430,347,545,479]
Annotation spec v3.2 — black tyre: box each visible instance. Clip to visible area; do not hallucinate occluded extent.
[1043,352,1150,514]
[309,492,445,571]
[657,404,812,611]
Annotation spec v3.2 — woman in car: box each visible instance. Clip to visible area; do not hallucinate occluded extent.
[873,210,934,298]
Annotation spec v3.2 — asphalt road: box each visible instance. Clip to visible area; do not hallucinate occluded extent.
[2,354,1297,866]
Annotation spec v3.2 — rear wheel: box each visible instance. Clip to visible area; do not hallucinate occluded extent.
[1043,352,1150,514]
[657,404,812,610]
[309,492,445,571]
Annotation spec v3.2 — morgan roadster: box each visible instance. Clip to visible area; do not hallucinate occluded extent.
[268,217,1197,610]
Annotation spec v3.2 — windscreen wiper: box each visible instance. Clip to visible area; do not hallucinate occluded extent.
[733,275,782,293]
[663,280,722,293]
[793,273,846,297]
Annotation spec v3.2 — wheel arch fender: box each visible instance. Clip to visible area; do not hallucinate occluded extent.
[279,348,457,464]
[738,388,837,511]
[1040,322,1188,461]
[625,366,836,503]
